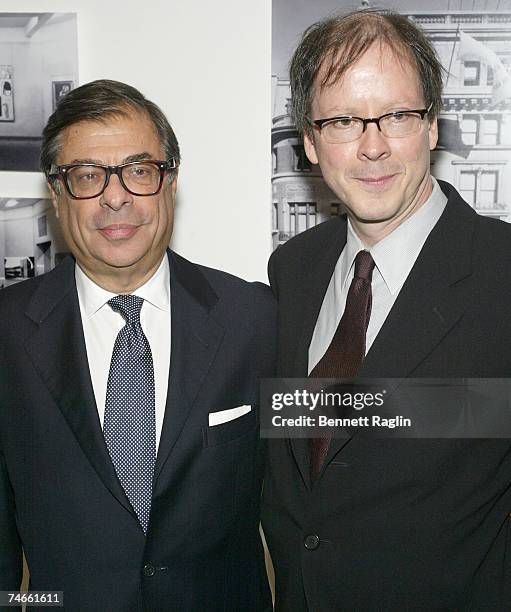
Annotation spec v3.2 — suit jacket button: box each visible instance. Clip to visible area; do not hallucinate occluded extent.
[143,563,156,577]
[304,534,320,550]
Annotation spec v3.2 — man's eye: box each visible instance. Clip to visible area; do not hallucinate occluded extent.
[388,112,411,123]
[127,164,154,178]
[131,166,149,176]
[76,171,101,182]
[330,118,354,129]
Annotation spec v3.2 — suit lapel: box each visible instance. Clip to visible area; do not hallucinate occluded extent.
[361,186,474,378]
[288,219,348,488]
[291,224,347,378]
[324,186,476,466]
[153,251,225,483]
[23,258,135,519]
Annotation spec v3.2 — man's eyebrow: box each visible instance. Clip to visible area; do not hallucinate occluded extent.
[68,158,102,165]
[66,152,158,166]
[123,152,157,163]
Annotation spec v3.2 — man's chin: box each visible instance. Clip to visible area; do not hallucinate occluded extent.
[86,250,149,272]
[347,205,399,226]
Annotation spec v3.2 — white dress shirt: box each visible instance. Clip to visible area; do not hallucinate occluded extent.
[76,256,171,448]
[308,177,447,373]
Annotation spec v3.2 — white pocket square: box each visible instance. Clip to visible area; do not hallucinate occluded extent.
[208,405,252,426]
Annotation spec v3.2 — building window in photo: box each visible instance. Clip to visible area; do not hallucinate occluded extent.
[462,115,479,145]
[481,116,500,146]
[330,203,342,217]
[461,115,501,146]
[460,169,498,211]
[292,145,312,172]
[464,61,480,86]
[289,202,317,234]
[478,171,499,209]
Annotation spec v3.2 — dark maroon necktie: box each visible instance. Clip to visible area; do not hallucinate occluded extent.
[309,250,375,481]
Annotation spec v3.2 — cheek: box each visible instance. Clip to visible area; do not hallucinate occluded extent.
[393,138,427,165]
[320,147,352,179]
[61,206,95,245]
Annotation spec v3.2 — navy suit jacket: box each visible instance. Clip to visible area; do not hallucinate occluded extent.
[0,249,276,612]
[262,181,511,610]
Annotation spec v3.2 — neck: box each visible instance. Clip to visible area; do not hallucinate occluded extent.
[79,255,165,294]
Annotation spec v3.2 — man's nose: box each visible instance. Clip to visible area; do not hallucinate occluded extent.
[356,122,391,161]
[99,172,133,210]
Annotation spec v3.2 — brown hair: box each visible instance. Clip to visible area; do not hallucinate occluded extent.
[289,9,444,135]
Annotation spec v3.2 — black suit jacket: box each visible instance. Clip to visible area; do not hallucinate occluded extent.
[0,249,276,612]
[262,181,511,610]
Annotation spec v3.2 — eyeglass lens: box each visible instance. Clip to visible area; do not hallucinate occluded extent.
[66,162,162,198]
[322,112,425,144]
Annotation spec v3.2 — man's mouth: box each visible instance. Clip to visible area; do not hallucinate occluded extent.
[355,174,398,189]
[98,224,140,240]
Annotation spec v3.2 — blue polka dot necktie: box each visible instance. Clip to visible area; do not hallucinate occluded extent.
[103,294,156,533]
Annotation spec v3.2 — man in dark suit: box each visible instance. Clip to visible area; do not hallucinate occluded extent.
[0,80,275,611]
[262,9,511,610]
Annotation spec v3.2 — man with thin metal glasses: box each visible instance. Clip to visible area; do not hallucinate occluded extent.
[0,79,275,611]
[262,9,511,610]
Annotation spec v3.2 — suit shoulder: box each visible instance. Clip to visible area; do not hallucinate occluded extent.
[270,217,344,269]
[0,275,44,316]
[273,217,344,260]
[269,216,345,282]
[473,213,511,263]
[194,262,274,307]
[475,212,511,238]
[191,262,277,347]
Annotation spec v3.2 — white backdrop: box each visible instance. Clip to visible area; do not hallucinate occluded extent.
[1,0,272,281]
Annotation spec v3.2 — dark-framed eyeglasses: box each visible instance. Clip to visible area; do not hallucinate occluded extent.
[310,103,433,144]
[48,159,177,200]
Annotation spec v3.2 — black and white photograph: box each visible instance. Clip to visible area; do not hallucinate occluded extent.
[0,12,78,172]
[52,79,74,111]
[0,65,14,122]
[271,0,511,249]
[0,196,67,290]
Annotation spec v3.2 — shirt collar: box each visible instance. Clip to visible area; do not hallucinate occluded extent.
[342,177,447,294]
[75,254,170,317]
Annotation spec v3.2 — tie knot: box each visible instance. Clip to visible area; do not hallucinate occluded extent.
[108,294,144,325]
[354,250,375,281]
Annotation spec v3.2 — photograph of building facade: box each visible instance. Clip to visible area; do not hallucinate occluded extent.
[271,1,511,249]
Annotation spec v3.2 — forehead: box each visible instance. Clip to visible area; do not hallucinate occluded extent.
[313,42,422,111]
[56,111,163,163]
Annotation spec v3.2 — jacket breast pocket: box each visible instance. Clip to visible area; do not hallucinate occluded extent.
[202,407,258,448]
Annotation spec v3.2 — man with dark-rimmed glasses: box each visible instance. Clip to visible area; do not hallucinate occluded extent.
[262,8,511,611]
[0,79,275,611]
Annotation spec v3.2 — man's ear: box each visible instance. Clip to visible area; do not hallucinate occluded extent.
[169,167,179,197]
[428,116,438,151]
[48,181,61,218]
[303,129,319,165]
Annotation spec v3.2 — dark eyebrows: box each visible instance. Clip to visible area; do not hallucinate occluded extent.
[66,152,158,166]
[123,152,157,163]
[68,158,102,165]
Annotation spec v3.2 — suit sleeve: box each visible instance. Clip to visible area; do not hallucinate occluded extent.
[0,445,22,590]
[267,249,279,299]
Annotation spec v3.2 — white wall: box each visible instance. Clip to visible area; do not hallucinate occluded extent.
[1,0,272,281]
[2,206,34,255]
